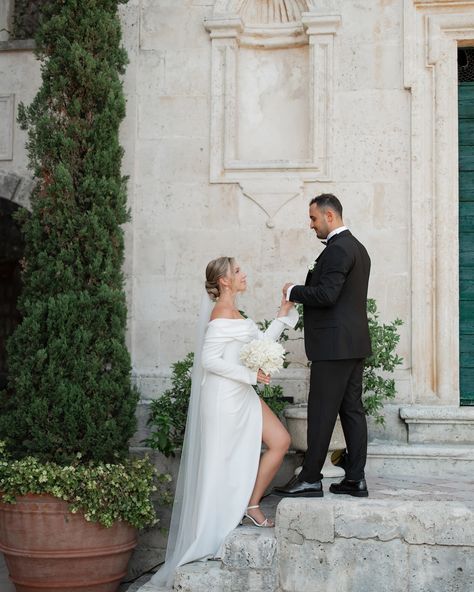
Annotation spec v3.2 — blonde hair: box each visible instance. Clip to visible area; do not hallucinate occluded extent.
[205,257,235,301]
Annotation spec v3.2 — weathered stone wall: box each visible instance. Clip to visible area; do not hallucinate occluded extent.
[123,0,411,404]
[276,497,474,592]
[6,0,470,407]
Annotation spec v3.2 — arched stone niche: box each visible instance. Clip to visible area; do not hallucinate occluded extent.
[205,1,341,227]
[0,170,32,211]
[0,170,31,390]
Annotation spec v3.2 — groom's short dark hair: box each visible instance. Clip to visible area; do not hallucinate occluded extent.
[310,194,343,218]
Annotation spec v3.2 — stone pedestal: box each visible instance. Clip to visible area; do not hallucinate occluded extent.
[284,404,345,478]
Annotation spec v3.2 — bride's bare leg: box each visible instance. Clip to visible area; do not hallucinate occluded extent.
[247,399,291,525]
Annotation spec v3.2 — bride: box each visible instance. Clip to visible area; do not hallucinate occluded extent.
[150,256,298,587]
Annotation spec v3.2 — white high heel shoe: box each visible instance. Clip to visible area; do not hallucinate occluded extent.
[242,505,274,528]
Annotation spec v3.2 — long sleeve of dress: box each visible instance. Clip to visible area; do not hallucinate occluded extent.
[260,307,299,341]
[201,337,258,385]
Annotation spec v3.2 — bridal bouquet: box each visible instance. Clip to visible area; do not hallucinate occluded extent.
[240,339,286,376]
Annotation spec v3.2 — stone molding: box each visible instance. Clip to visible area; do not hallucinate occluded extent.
[204,11,341,184]
[400,405,474,444]
[0,39,35,51]
[238,0,309,25]
[204,6,341,226]
[403,0,474,404]
[213,0,313,17]
[0,94,14,161]
[400,405,474,422]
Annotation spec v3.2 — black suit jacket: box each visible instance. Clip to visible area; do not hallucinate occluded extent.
[290,230,372,361]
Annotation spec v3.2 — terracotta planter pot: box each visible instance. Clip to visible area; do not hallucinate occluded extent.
[0,494,137,592]
[284,404,346,478]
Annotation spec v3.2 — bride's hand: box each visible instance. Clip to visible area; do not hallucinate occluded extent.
[278,294,294,316]
[257,370,270,385]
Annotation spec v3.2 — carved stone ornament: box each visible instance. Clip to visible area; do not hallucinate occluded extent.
[204,2,341,226]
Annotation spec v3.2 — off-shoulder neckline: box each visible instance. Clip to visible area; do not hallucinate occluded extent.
[208,317,252,324]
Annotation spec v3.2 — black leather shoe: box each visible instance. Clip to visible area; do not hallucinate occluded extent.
[330,448,347,471]
[329,478,368,497]
[273,475,323,497]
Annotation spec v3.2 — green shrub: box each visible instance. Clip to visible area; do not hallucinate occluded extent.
[145,354,194,458]
[0,0,163,529]
[0,0,138,466]
[363,298,403,423]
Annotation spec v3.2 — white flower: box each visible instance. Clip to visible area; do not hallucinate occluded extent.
[240,339,286,375]
[308,260,316,272]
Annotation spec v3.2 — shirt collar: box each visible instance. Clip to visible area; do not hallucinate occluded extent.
[326,225,348,242]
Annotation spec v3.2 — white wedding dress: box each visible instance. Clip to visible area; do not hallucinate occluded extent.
[150,305,298,588]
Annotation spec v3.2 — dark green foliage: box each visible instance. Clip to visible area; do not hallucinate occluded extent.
[0,0,138,465]
[145,354,194,457]
[363,299,403,424]
[257,383,287,416]
[0,442,168,528]
[12,0,48,40]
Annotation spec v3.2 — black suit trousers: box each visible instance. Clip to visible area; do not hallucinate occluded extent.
[299,358,368,482]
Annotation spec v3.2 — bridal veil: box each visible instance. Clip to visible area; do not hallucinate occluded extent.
[150,292,213,587]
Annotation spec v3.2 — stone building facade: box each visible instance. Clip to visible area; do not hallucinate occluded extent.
[1,0,473,456]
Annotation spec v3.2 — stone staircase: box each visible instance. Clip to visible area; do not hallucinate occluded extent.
[130,401,474,591]
[366,405,474,479]
[135,475,474,592]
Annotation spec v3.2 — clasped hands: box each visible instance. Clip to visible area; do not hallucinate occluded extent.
[256,284,295,385]
[279,284,294,315]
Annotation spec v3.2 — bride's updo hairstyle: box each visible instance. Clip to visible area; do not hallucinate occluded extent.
[205,256,235,301]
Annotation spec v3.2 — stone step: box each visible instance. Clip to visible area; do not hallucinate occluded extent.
[173,526,278,592]
[276,481,474,592]
[174,563,226,592]
[135,477,473,592]
[134,526,278,592]
[399,405,474,444]
[366,442,474,478]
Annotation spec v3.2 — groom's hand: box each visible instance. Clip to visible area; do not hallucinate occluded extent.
[282,282,293,297]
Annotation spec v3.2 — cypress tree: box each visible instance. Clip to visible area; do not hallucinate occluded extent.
[0,0,138,465]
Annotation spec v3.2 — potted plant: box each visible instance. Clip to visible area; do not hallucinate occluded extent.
[0,1,167,590]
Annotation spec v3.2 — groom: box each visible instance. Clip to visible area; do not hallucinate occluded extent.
[275,194,371,498]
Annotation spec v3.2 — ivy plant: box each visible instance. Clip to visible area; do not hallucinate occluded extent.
[0,442,171,528]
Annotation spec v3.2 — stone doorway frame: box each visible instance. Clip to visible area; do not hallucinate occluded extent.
[404,0,474,404]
